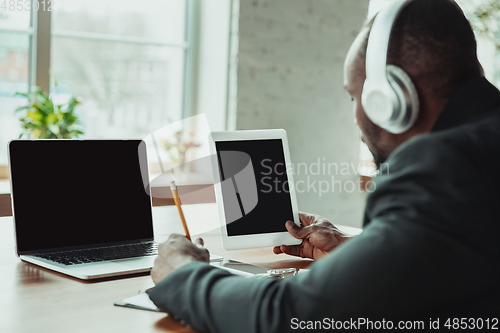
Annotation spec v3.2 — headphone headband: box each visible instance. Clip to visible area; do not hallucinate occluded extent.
[365,0,413,85]
[362,0,419,134]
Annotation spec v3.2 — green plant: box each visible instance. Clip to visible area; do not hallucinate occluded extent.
[14,86,84,139]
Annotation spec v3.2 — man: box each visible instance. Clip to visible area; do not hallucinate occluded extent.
[148,0,500,331]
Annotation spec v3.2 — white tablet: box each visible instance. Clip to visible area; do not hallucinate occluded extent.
[209,129,302,250]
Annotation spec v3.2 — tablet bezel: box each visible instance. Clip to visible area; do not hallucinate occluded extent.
[209,129,302,250]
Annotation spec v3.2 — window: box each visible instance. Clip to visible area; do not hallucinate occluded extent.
[0,9,31,165]
[0,0,191,166]
[51,0,188,139]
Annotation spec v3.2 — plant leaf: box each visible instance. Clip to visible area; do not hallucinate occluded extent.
[14,86,84,139]
[26,111,41,123]
[46,113,58,125]
[48,124,60,136]
[13,92,29,98]
[15,105,30,113]
[65,97,81,112]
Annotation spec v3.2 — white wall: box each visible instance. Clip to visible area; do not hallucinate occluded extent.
[231,0,370,227]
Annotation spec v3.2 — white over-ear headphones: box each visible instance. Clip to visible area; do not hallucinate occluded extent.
[362,0,419,134]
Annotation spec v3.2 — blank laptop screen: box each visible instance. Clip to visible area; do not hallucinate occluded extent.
[9,140,154,254]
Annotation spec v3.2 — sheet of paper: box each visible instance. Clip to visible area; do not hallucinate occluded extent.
[214,265,255,277]
[209,253,223,262]
[114,262,257,312]
[116,293,161,312]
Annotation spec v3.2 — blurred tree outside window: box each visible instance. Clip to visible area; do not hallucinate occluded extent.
[0,0,189,167]
[458,0,500,87]
[51,0,188,138]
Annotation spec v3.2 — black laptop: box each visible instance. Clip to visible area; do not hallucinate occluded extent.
[8,140,157,280]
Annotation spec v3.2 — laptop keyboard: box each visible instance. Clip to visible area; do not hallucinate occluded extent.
[36,243,158,266]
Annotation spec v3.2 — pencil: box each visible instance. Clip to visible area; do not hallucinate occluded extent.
[170,181,191,241]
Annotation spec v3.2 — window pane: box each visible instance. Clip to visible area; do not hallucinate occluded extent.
[52,0,186,44]
[51,0,187,140]
[0,10,31,30]
[0,9,31,165]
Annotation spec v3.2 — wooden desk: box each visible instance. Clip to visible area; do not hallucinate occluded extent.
[0,204,361,333]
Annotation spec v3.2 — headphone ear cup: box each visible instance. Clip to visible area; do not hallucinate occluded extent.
[386,65,420,133]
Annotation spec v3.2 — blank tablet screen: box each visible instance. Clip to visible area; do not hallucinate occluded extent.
[215,139,295,236]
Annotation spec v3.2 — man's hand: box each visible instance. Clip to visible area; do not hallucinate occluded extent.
[273,212,352,260]
[151,234,210,284]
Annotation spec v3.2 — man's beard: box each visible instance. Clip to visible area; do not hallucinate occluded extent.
[362,126,389,171]
[372,150,389,171]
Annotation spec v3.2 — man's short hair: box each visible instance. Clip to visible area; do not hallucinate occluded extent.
[358,0,482,102]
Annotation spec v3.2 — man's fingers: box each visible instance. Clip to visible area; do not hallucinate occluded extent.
[298,212,314,226]
[168,233,186,241]
[273,246,283,254]
[286,221,313,239]
[279,245,302,257]
[194,237,204,248]
[193,237,209,262]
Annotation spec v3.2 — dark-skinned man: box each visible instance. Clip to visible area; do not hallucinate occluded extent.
[148,0,500,331]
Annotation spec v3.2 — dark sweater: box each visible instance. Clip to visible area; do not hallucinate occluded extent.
[149,76,500,332]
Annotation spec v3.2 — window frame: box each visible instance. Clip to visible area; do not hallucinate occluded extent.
[31,0,196,116]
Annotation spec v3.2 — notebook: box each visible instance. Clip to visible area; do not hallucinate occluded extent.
[114,260,268,312]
